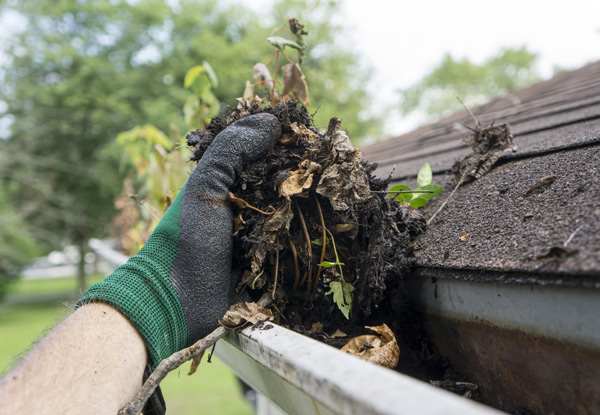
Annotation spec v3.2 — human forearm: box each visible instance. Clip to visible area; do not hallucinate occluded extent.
[0,303,147,415]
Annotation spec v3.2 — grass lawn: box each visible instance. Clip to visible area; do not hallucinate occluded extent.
[0,277,254,415]
[7,274,105,297]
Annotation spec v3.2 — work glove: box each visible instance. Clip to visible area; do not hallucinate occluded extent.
[79,113,280,370]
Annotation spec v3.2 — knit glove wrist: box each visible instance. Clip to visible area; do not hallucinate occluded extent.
[79,114,280,368]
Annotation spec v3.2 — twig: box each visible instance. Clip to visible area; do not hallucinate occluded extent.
[427,173,467,226]
[228,192,275,215]
[564,224,584,247]
[271,51,280,102]
[118,326,228,415]
[308,194,327,306]
[294,200,312,290]
[289,235,301,293]
[272,248,279,299]
[119,294,273,415]
[457,96,480,127]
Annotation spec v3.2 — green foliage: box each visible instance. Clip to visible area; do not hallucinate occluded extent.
[399,46,540,120]
[320,230,354,319]
[0,0,380,271]
[325,280,354,320]
[389,163,443,208]
[113,65,211,253]
[243,18,310,106]
[0,192,41,299]
[183,63,220,129]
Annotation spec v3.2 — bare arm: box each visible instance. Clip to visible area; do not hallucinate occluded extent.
[0,303,147,415]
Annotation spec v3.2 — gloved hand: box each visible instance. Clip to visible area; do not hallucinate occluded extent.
[79,113,280,369]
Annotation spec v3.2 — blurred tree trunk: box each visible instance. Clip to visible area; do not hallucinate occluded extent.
[77,234,87,294]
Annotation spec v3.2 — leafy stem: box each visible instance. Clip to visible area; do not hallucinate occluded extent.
[388,162,443,208]
[318,229,354,320]
[321,228,344,281]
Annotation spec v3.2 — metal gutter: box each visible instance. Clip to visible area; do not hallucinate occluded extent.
[404,272,600,414]
[89,238,505,414]
[216,323,504,415]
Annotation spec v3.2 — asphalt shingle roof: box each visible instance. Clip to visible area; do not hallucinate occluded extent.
[362,61,600,283]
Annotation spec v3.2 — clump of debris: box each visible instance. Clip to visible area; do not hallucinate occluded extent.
[187,101,425,337]
[186,101,488,399]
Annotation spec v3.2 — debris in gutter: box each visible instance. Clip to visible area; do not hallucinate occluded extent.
[185,101,477,402]
[427,99,516,225]
[341,324,400,369]
[430,380,479,399]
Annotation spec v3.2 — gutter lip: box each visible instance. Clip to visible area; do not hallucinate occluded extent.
[217,322,505,415]
[413,265,600,289]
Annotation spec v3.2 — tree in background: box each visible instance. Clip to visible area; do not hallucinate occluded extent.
[399,46,540,121]
[0,0,378,291]
[0,193,40,299]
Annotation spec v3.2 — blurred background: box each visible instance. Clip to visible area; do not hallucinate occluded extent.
[0,0,598,413]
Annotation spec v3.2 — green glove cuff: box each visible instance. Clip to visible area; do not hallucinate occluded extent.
[78,187,191,369]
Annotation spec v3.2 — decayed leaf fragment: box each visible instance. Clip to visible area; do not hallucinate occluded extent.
[279,169,314,197]
[341,324,400,369]
[290,122,319,143]
[219,302,275,329]
[281,63,309,105]
[455,122,515,183]
[188,350,205,375]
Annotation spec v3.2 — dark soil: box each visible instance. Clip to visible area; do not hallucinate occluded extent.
[187,101,467,391]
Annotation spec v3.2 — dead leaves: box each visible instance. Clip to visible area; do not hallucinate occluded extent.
[219,302,275,329]
[316,159,371,211]
[455,122,516,183]
[341,324,400,369]
[189,302,274,376]
[279,170,314,197]
[279,159,322,198]
[281,63,309,105]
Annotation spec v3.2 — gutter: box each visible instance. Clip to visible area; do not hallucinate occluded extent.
[405,269,600,414]
[89,238,504,414]
[216,322,504,415]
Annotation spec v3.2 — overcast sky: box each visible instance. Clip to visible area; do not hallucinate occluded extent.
[248,0,600,138]
[339,0,600,137]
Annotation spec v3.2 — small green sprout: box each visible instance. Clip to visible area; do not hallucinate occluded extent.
[317,230,354,319]
[389,162,443,208]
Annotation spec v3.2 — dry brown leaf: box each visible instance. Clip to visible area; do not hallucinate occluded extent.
[219,302,275,329]
[290,122,319,143]
[279,169,313,197]
[316,158,371,211]
[262,199,293,233]
[334,223,356,233]
[311,322,324,334]
[187,350,205,375]
[330,329,347,339]
[232,212,245,236]
[341,324,400,369]
[252,63,274,92]
[280,132,299,145]
[281,63,309,105]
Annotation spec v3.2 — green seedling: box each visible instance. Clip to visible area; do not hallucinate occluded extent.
[388,162,443,208]
[318,230,354,319]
